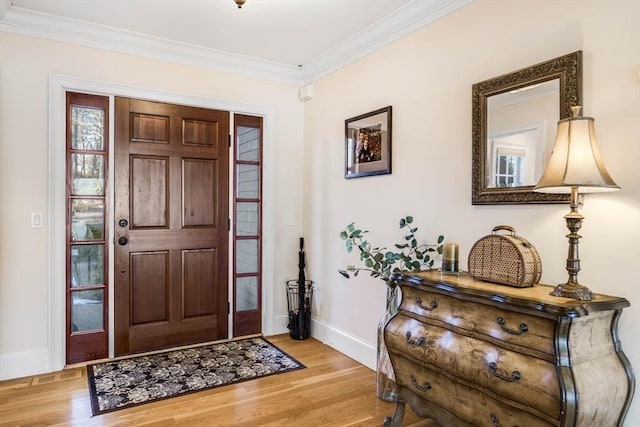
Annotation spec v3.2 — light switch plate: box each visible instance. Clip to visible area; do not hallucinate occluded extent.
[31,212,43,228]
[284,213,296,226]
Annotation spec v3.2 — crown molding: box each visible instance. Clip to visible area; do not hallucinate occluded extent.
[0,5,303,84]
[0,0,472,86]
[300,0,473,85]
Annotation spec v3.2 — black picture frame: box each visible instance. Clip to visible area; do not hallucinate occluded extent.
[345,106,392,179]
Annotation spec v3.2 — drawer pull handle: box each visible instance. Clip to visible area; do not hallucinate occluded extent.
[490,413,500,426]
[489,362,521,382]
[496,317,528,335]
[410,374,432,392]
[416,296,438,311]
[405,331,426,347]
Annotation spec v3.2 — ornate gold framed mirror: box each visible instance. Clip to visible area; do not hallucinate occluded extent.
[472,51,582,204]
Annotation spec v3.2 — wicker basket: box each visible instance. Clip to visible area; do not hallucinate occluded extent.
[468,225,542,288]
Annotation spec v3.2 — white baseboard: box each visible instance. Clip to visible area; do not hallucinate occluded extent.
[312,318,377,370]
[0,348,50,380]
[271,314,376,370]
[0,318,376,381]
[271,313,290,336]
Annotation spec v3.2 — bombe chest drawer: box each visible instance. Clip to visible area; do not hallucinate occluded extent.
[383,271,634,427]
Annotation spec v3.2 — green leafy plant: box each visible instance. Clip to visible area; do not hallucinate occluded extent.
[339,216,445,283]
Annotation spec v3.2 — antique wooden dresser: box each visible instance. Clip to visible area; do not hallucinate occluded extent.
[383,270,634,427]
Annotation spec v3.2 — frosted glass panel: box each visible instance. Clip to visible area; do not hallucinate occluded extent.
[236,239,258,274]
[236,276,258,311]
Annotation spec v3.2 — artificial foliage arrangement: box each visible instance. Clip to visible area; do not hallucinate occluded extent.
[338,216,445,283]
[338,215,445,402]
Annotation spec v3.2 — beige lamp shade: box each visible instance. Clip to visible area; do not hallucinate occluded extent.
[534,106,620,194]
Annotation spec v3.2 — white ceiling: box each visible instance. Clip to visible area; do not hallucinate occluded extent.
[0,0,472,84]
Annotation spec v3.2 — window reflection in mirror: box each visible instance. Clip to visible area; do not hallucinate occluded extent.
[471,50,581,204]
[486,79,559,188]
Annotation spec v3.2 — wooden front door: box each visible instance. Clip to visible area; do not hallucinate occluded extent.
[114,97,229,355]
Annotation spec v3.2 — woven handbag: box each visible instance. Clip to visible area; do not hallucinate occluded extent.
[467,225,542,288]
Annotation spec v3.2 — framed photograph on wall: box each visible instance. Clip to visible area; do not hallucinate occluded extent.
[344,106,392,179]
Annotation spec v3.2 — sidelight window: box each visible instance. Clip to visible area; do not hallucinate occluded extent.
[232,115,263,337]
[65,92,109,363]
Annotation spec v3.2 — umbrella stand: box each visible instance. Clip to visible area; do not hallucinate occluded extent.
[286,280,313,339]
[286,237,313,340]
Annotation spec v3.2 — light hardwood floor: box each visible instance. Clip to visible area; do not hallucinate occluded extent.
[0,335,435,426]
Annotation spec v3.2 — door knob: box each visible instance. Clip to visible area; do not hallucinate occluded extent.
[118,236,128,246]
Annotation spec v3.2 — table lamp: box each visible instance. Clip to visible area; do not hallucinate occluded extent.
[534,106,620,300]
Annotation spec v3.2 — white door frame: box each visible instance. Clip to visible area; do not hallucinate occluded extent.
[48,74,276,370]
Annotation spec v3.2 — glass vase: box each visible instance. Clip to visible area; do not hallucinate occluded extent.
[377,282,399,402]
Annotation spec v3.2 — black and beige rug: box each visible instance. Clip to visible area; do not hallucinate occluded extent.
[87,336,305,415]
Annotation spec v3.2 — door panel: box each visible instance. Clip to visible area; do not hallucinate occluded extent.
[183,119,218,147]
[183,249,218,317]
[183,159,217,227]
[131,156,169,228]
[114,97,229,355]
[131,113,169,143]
[130,251,169,324]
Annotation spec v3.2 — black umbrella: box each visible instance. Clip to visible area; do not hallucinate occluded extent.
[297,237,306,338]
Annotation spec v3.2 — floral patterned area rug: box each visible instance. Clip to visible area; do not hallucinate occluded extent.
[87,336,305,415]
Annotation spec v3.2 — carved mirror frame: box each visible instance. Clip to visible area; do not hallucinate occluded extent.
[472,51,582,204]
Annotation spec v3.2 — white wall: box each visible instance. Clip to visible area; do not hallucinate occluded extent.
[0,32,305,376]
[304,0,640,424]
[1,0,639,424]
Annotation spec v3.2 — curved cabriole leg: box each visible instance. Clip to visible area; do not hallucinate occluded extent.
[383,400,406,427]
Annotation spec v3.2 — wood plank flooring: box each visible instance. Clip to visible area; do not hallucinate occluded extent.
[0,335,435,426]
